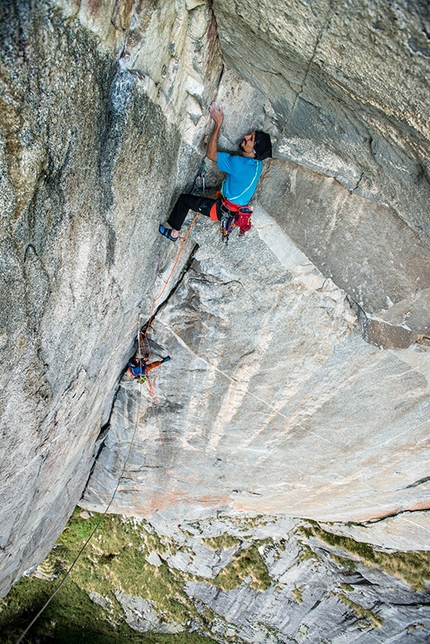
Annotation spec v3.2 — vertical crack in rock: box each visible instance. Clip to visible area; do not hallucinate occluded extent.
[280,0,334,136]
[80,240,201,499]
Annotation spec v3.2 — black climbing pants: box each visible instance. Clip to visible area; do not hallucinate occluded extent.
[167,194,220,231]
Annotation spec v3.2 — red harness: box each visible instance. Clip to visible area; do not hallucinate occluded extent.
[209,194,253,236]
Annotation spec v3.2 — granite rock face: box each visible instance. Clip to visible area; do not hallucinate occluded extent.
[214,0,430,348]
[256,159,430,347]
[82,209,430,533]
[176,515,430,644]
[213,0,430,248]
[1,0,429,605]
[0,0,221,597]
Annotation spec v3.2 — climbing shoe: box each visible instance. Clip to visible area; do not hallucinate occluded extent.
[159,224,178,242]
[162,356,171,363]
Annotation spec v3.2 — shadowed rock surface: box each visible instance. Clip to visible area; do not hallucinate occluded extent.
[214,0,430,247]
[0,0,221,597]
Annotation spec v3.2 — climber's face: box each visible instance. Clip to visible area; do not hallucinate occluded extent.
[239,131,256,156]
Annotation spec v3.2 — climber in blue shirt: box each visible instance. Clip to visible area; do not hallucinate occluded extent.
[127,354,171,380]
[159,103,272,242]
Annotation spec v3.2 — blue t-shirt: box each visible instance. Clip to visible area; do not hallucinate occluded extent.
[217,152,262,205]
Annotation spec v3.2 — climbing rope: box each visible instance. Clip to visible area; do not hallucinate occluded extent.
[15,376,143,644]
[161,322,334,445]
[16,205,201,641]
[136,211,200,478]
[142,210,199,348]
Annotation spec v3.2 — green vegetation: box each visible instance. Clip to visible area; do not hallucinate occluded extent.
[0,510,277,642]
[240,515,267,528]
[3,510,426,643]
[211,545,272,592]
[0,509,216,644]
[340,583,354,592]
[298,541,320,564]
[329,554,357,573]
[338,593,384,629]
[291,584,305,604]
[201,533,240,551]
[0,574,214,644]
[301,522,430,590]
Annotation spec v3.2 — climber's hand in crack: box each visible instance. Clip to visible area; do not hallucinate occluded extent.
[209,102,224,128]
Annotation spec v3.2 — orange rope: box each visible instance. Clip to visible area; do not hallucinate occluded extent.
[140,212,200,477]
[143,212,199,345]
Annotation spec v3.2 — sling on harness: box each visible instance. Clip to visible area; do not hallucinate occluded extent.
[219,197,253,245]
[209,194,253,245]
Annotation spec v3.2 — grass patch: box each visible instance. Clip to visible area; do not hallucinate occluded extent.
[210,545,272,592]
[330,554,357,573]
[303,523,430,590]
[201,534,240,551]
[0,574,214,644]
[298,542,320,564]
[291,584,305,604]
[340,583,354,592]
[0,509,217,643]
[339,593,384,628]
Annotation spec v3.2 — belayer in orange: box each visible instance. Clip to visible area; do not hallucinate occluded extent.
[159,102,272,244]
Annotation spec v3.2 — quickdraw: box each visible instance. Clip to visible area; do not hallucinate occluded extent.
[220,203,237,245]
[193,158,206,195]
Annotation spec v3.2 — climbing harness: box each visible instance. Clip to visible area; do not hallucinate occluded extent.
[219,197,253,245]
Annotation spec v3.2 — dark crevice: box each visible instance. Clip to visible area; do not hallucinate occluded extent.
[404,476,430,490]
[82,240,200,495]
[146,241,200,325]
[79,422,111,502]
[351,172,365,193]
[325,506,430,529]
[363,507,430,525]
